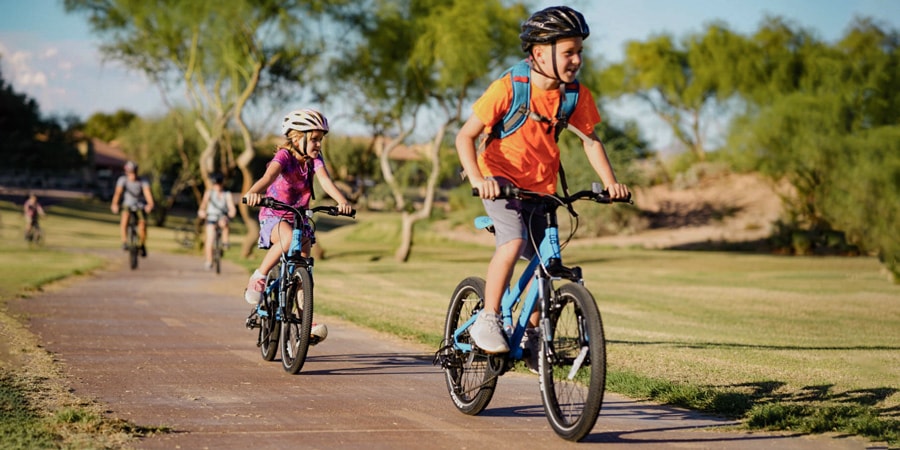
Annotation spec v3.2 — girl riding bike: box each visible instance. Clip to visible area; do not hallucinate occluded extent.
[242,109,353,344]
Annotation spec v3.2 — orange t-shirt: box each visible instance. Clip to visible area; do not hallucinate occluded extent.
[472,73,601,194]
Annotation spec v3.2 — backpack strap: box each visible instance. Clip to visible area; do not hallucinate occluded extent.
[489,59,580,143]
[493,59,532,139]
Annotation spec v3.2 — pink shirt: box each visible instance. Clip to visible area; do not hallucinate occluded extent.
[259,148,325,223]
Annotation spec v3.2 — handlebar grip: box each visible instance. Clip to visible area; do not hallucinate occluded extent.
[471,185,519,198]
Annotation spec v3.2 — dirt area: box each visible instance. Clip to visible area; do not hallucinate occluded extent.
[441,170,787,250]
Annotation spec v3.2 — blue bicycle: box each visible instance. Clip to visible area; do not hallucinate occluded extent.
[434,183,630,441]
[244,197,355,374]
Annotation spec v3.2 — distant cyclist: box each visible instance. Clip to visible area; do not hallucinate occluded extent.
[110,161,155,256]
[23,192,45,241]
[198,172,237,270]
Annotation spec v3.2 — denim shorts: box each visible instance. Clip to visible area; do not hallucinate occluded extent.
[258,217,314,249]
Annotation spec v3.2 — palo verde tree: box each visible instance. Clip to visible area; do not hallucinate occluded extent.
[328,0,526,262]
[726,17,900,280]
[601,22,749,160]
[65,0,336,255]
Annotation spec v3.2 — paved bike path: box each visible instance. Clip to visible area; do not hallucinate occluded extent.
[9,251,874,449]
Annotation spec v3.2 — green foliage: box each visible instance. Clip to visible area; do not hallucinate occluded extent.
[81,110,138,142]
[726,17,900,280]
[0,67,84,171]
[600,22,749,159]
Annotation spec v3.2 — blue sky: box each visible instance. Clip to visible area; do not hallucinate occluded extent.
[1,0,898,149]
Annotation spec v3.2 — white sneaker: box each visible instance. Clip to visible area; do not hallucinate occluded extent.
[469,312,509,353]
[522,327,541,374]
[310,323,328,346]
[244,271,265,304]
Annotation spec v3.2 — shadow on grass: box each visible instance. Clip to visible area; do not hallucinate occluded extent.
[609,339,900,352]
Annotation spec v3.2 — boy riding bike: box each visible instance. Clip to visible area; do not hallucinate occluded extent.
[455,6,630,362]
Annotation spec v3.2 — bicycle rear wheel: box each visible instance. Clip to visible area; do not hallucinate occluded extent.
[439,277,497,415]
[280,267,313,374]
[539,282,606,441]
[258,267,281,361]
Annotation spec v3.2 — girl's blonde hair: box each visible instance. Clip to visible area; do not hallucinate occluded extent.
[276,129,304,158]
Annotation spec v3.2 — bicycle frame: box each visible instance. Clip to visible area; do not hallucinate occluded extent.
[258,211,313,322]
[453,204,571,361]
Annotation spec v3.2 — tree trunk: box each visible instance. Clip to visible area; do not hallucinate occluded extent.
[392,122,445,262]
[233,61,264,259]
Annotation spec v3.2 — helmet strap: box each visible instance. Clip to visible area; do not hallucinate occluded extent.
[529,47,564,84]
[298,133,310,158]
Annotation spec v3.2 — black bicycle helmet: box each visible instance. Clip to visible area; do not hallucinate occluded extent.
[519,6,590,52]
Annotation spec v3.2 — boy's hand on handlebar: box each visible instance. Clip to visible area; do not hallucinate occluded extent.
[474,178,500,200]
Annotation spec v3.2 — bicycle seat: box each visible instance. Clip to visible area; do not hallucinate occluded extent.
[474,216,494,230]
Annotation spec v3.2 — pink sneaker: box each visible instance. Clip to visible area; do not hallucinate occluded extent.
[244,272,265,304]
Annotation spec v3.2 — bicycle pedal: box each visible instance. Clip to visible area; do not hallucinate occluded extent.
[245,317,259,329]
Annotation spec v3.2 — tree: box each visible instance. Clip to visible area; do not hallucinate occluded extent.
[329,0,526,262]
[0,64,82,171]
[81,110,138,142]
[726,17,900,280]
[601,22,748,160]
[65,0,337,255]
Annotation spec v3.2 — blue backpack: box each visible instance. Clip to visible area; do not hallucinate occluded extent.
[489,59,581,142]
[484,59,582,196]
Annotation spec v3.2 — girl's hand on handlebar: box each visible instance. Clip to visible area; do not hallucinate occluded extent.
[336,202,353,216]
[243,192,262,207]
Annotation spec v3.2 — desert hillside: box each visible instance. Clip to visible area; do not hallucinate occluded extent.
[595,171,785,249]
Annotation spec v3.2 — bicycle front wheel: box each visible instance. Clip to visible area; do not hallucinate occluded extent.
[258,267,281,361]
[127,224,139,270]
[440,277,497,415]
[539,282,606,441]
[214,230,222,274]
[280,268,313,374]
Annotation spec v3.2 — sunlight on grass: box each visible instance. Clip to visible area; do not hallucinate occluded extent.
[1,198,898,446]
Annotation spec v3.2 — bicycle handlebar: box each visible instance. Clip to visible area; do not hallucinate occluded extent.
[471,184,633,205]
[242,196,357,219]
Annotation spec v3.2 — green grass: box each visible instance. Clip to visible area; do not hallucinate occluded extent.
[1,200,899,446]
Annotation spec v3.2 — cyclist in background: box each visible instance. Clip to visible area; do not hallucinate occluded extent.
[110,161,155,256]
[23,192,45,241]
[198,172,237,270]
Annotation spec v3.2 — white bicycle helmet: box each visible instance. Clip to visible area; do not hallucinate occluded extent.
[281,109,329,136]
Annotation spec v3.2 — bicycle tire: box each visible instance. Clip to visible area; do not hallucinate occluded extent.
[214,228,222,274]
[539,282,606,441]
[258,267,281,361]
[441,277,497,415]
[127,220,139,270]
[280,267,313,374]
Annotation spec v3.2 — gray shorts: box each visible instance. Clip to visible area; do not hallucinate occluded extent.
[482,196,547,261]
